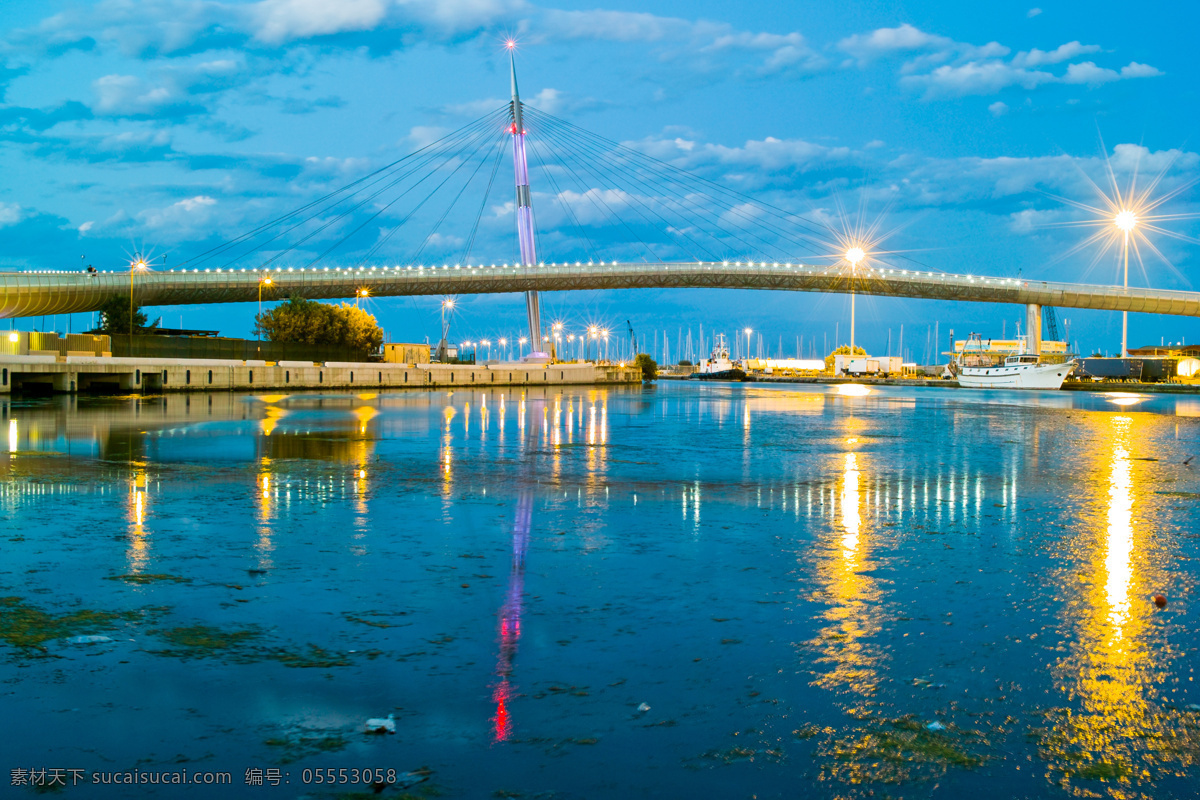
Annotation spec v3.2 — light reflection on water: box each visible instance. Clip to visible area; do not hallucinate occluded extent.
[2,384,1199,798]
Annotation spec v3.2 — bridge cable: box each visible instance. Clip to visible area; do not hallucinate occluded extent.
[174,107,508,270]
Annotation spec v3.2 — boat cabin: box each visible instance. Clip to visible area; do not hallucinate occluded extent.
[1004,355,1040,366]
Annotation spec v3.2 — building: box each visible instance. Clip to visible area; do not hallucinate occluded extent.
[383,342,431,365]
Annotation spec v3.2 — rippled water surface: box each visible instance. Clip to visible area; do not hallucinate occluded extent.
[3,383,1200,798]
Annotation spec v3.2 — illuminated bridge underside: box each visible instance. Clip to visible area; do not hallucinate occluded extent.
[5,261,1200,318]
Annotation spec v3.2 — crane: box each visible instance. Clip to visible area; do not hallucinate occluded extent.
[626,320,638,359]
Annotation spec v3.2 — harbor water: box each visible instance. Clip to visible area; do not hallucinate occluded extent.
[3,383,1200,798]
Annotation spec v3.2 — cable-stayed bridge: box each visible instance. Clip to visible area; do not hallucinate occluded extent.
[5,260,1197,318]
[4,50,1197,358]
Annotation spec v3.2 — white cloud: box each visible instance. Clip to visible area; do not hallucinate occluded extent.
[77,221,94,234]
[838,23,952,62]
[1061,61,1162,86]
[904,61,1056,96]
[93,74,180,116]
[989,101,1009,117]
[840,23,1161,98]
[1027,7,1043,17]
[0,203,22,227]
[139,195,217,229]
[1121,62,1164,78]
[1011,41,1100,68]
[252,0,387,44]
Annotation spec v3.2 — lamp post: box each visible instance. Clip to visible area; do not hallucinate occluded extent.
[129,255,148,352]
[602,328,610,362]
[499,337,508,361]
[1115,210,1136,357]
[743,327,752,362]
[257,274,273,343]
[844,246,865,354]
[519,336,528,357]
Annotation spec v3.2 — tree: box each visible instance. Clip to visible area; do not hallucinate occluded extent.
[255,297,383,352]
[633,352,657,381]
[98,297,148,334]
[825,344,867,373]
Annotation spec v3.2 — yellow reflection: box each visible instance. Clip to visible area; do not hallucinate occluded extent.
[126,471,149,573]
[836,384,871,397]
[1040,414,1189,796]
[810,445,881,699]
[8,418,16,452]
[1106,392,1148,407]
[261,405,285,436]
[1105,432,1133,638]
[840,453,861,559]
[354,405,377,435]
[256,461,275,569]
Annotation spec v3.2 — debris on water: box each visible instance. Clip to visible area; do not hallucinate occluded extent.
[365,713,396,734]
[248,568,268,576]
[66,635,113,644]
[1186,704,1200,711]
[912,678,946,689]
[926,721,946,731]
[1153,594,1168,608]
[637,702,651,713]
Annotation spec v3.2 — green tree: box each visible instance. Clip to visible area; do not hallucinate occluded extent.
[633,352,657,381]
[255,297,383,352]
[98,297,148,334]
[824,344,867,373]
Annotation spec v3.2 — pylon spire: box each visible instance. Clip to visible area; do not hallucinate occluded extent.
[508,47,545,360]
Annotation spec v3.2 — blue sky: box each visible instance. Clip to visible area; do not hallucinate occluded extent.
[1,0,1198,360]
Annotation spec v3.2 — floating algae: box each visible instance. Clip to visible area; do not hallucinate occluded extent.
[0,596,138,651]
[264,732,348,764]
[821,715,985,784]
[105,573,192,585]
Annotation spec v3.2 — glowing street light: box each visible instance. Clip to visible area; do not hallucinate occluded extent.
[743,326,752,361]
[844,246,865,355]
[499,336,508,360]
[355,287,369,308]
[1114,210,1137,356]
[129,255,149,351]
[257,274,273,346]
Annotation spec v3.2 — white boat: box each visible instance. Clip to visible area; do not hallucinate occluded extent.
[951,334,1073,390]
[695,334,746,381]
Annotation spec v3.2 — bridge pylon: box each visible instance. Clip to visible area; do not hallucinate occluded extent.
[508,49,547,361]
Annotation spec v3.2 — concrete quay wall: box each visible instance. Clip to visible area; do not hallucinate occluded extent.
[0,356,641,394]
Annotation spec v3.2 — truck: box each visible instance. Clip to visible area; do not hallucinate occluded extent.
[834,355,902,376]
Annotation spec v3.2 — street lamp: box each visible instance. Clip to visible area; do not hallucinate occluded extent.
[129,255,148,352]
[743,327,752,361]
[518,336,527,357]
[499,337,508,361]
[844,246,865,355]
[601,328,610,362]
[257,274,273,343]
[356,288,369,308]
[1114,210,1137,357]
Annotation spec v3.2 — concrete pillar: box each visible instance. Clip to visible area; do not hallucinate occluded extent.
[1025,303,1041,355]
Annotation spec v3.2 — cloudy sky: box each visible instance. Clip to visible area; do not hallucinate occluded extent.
[1,0,1197,359]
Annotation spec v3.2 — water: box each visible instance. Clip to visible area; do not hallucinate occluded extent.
[3,383,1200,798]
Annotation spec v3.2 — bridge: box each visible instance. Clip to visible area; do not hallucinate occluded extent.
[6,259,1197,352]
[5,51,1196,359]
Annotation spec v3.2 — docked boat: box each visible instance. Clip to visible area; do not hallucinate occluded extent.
[950,333,1073,390]
[694,334,747,381]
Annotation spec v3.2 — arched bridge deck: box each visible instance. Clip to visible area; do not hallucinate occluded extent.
[3,260,1199,318]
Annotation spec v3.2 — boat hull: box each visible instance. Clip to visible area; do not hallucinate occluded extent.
[695,369,747,381]
[957,362,1071,390]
